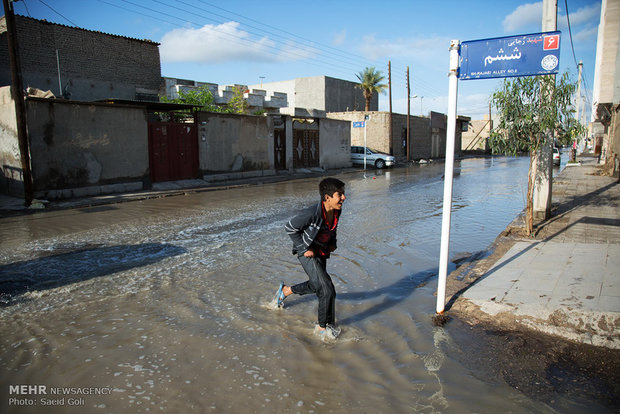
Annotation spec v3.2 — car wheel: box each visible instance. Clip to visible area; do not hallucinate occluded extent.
[375,159,385,169]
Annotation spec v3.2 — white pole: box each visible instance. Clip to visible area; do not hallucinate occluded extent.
[364,120,367,170]
[363,114,369,170]
[436,40,460,314]
[56,49,62,97]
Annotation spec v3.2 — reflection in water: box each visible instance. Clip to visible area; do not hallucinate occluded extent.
[0,157,599,412]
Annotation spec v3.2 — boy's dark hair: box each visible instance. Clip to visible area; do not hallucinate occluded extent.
[319,178,345,201]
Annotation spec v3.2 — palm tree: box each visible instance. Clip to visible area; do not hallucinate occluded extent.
[356,67,387,111]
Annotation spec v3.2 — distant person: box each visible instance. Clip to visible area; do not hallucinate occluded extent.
[273,178,346,340]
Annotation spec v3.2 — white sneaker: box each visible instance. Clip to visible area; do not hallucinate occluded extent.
[314,324,340,341]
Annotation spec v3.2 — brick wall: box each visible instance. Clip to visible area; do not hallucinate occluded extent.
[0,16,160,101]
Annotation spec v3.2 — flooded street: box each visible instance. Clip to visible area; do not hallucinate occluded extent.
[0,156,611,413]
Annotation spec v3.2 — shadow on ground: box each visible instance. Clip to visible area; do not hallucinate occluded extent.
[0,243,186,306]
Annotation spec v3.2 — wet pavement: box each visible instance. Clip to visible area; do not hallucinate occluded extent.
[1,156,618,413]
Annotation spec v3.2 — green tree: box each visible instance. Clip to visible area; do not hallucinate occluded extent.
[355,67,387,111]
[161,85,220,112]
[224,86,249,114]
[490,72,585,234]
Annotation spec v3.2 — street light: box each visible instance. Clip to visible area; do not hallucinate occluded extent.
[411,95,424,116]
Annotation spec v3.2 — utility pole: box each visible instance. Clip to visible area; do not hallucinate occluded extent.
[574,60,583,160]
[3,0,33,206]
[575,61,583,122]
[406,66,410,162]
[533,0,557,220]
[388,61,393,155]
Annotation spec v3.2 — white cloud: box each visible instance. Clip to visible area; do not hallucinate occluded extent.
[504,2,601,34]
[572,25,599,44]
[333,29,346,46]
[360,34,449,62]
[503,2,542,33]
[564,3,601,26]
[160,22,314,63]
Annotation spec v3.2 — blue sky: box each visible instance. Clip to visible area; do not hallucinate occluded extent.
[10,0,601,120]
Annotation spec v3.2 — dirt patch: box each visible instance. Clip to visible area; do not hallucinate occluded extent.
[448,318,620,410]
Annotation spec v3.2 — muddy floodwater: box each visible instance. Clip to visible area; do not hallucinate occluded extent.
[0,156,614,413]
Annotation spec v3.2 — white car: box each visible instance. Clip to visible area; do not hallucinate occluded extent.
[553,147,561,166]
[351,146,395,169]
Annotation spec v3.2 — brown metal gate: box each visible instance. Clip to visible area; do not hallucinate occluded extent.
[274,129,286,170]
[293,129,319,168]
[148,122,199,182]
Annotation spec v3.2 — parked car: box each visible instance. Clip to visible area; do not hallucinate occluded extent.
[553,147,561,166]
[351,146,395,169]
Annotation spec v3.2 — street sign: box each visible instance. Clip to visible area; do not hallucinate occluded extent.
[352,121,365,128]
[459,31,561,80]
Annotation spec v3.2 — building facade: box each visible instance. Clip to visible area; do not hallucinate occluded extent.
[461,119,492,152]
[591,0,620,176]
[252,76,374,117]
[327,111,468,161]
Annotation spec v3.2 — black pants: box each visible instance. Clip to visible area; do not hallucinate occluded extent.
[291,256,336,328]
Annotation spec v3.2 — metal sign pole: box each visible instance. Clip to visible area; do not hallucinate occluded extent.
[363,121,367,170]
[363,114,369,170]
[436,40,460,314]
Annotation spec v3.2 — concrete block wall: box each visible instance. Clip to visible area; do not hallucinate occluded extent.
[327,111,432,160]
[197,112,271,173]
[0,87,23,195]
[462,119,491,151]
[162,78,288,110]
[319,118,352,169]
[25,98,149,197]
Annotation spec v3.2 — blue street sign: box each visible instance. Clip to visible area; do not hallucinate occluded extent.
[352,121,365,128]
[459,31,561,80]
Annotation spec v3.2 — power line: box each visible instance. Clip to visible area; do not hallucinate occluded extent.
[37,0,78,26]
[20,0,447,99]
[22,0,32,17]
[563,0,579,69]
[114,0,380,80]
[184,0,382,71]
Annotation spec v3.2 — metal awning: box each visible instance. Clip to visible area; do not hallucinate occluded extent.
[96,99,200,112]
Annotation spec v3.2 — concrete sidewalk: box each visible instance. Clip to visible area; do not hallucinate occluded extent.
[452,156,620,349]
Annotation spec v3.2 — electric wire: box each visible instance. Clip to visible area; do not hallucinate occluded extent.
[112,0,396,83]
[38,0,434,95]
[37,0,79,26]
[181,0,382,71]
[153,0,372,76]
[563,0,593,118]
[15,0,465,112]
[22,0,32,17]
[563,0,580,70]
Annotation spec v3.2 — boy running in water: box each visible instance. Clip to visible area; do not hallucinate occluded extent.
[274,178,346,340]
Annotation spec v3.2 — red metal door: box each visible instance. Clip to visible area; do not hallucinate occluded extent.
[149,122,198,182]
